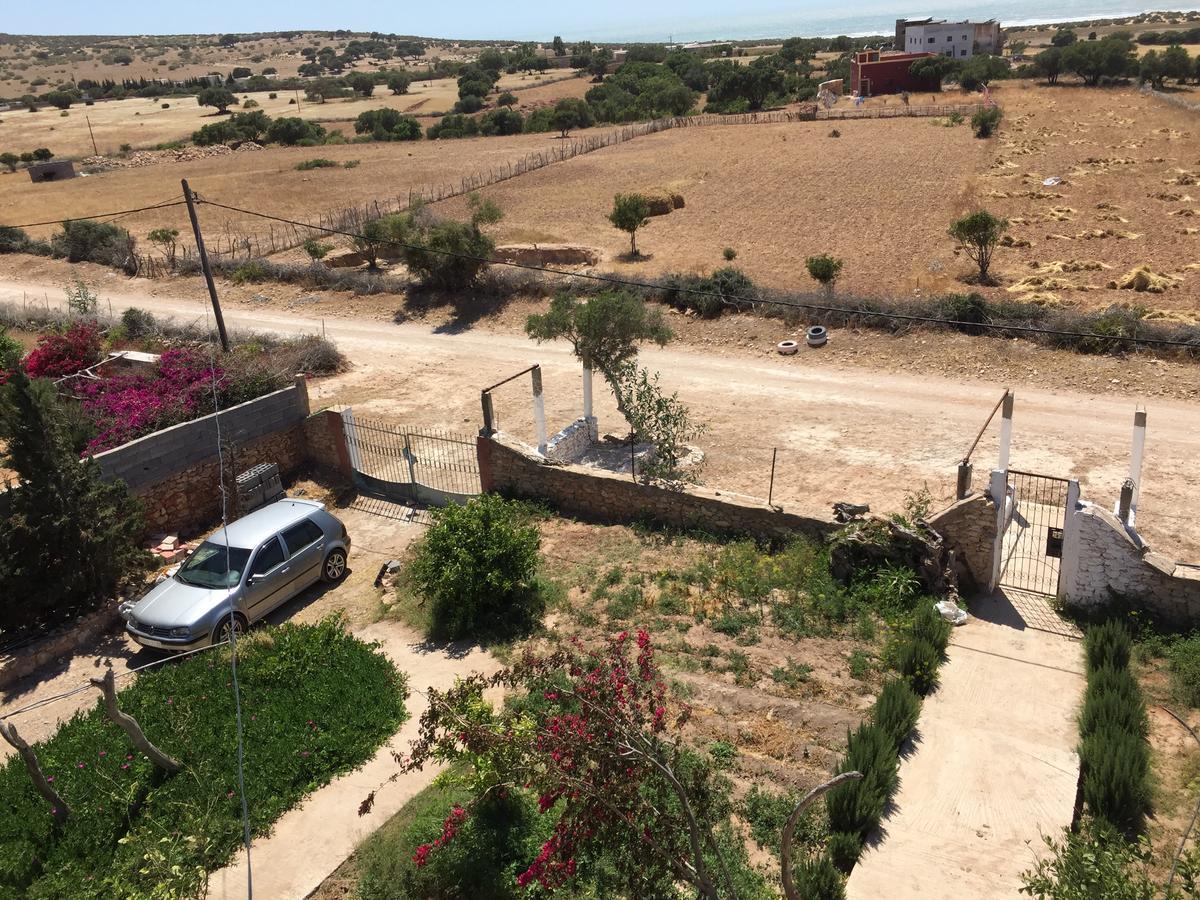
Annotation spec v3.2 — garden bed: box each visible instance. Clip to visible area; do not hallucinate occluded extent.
[0,617,407,899]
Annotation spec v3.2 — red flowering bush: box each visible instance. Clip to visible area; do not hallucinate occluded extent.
[394,630,751,896]
[77,349,227,453]
[23,321,102,379]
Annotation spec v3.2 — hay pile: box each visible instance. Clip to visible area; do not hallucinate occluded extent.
[1077,228,1140,240]
[1106,266,1183,293]
[1030,259,1110,273]
[1000,234,1032,248]
[640,189,685,217]
[1008,274,1080,293]
[1044,206,1076,222]
[1153,192,1193,202]
[1169,208,1198,217]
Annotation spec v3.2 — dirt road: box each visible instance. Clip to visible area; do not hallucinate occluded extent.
[2,274,1198,560]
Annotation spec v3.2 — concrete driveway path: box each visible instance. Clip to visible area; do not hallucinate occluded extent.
[847,602,1085,900]
[206,618,501,900]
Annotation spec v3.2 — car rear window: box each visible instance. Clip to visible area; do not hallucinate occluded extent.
[282,519,324,555]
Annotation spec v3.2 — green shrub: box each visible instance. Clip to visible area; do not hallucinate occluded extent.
[50,219,136,272]
[230,260,269,284]
[1080,726,1150,836]
[119,306,156,338]
[0,618,407,898]
[1080,672,1148,738]
[872,679,922,749]
[302,237,333,260]
[265,116,326,145]
[826,722,899,843]
[1168,634,1200,707]
[0,225,30,253]
[1021,817,1160,900]
[740,784,825,854]
[426,113,480,139]
[1086,619,1133,674]
[295,157,338,170]
[897,638,942,695]
[826,830,864,875]
[406,494,543,641]
[937,292,989,334]
[793,852,846,897]
[971,105,1003,138]
[911,602,952,654]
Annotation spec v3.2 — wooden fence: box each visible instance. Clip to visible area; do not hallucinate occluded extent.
[142,101,987,273]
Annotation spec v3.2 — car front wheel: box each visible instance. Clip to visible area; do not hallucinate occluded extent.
[214,613,248,646]
[322,549,348,583]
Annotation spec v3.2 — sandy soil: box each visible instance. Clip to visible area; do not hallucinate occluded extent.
[0,130,576,245]
[430,112,991,298]
[2,259,1197,563]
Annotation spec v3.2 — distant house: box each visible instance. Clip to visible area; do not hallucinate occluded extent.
[27,160,76,183]
[895,17,1003,59]
[850,51,941,96]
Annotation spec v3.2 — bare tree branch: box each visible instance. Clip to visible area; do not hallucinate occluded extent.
[89,667,181,774]
[0,718,71,821]
[781,771,865,900]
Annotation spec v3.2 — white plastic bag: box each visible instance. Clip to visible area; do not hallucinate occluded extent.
[935,600,969,626]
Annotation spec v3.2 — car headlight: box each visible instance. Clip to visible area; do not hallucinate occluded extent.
[119,601,134,619]
[168,627,192,638]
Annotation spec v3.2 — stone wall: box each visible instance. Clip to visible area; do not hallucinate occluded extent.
[136,423,308,535]
[479,434,834,542]
[0,602,122,691]
[545,417,598,463]
[94,379,310,492]
[927,492,997,593]
[1063,504,1200,626]
[303,408,354,482]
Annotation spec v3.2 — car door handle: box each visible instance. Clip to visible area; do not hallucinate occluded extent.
[281,567,290,574]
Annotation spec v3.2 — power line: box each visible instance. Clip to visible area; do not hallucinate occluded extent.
[6,199,188,230]
[194,196,1200,352]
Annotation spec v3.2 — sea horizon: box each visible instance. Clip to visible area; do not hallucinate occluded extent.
[537,2,1200,43]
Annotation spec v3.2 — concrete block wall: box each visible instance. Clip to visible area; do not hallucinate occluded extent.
[303,408,354,482]
[93,381,310,492]
[479,434,834,542]
[1063,504,1200,626]
[927,492,997,593]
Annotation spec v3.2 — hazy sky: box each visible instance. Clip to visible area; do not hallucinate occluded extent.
[3,0,811,41]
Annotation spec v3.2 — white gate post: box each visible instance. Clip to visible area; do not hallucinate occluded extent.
[1128,409,1146,525]
[531,366,548,456]
[341,407,362,471]
[1058,479,1081,601]
[997,391,1014,473]
[988,469,1009,592]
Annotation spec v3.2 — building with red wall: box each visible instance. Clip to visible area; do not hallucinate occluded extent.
[850,51,941,96]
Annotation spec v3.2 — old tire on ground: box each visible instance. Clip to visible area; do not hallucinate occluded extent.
[777,340,799,355]
[213,612,248,646]
[322,549,348,583]
[806,325,828,347]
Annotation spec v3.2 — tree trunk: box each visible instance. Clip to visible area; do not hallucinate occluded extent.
[630,231,638,257]
[90,667,182,774]
[0,719,71,822]
[780,771,864,898]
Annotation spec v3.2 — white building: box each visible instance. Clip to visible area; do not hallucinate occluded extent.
[896,18,1003,59]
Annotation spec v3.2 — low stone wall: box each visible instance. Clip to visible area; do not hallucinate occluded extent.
[0,602,122,691]
[479,434,834,542]
[1062,504,1200,626]
[927,492,997,593]
[545,417,597,463]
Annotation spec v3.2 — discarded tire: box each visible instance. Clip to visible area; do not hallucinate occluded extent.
[806,325,828,347]
[777,340,799,355]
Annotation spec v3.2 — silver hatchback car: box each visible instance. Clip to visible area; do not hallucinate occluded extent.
[121,499,351,651]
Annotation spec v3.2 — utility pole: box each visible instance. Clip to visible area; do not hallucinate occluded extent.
[85,115,98,156]
[181,178,230,352]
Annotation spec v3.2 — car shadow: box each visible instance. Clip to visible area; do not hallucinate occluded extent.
[259,571,356,629]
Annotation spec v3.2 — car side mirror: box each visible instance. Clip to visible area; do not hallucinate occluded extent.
[248,573,264,584]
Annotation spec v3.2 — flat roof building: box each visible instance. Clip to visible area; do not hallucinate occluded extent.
[895,18,1003,59]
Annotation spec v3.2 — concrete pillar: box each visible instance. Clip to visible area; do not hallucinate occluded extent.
[1128,409,1146,521]
[988,468,1008,591]
[340,407,362,472]
[292,373,311,415]
[956,460,974,500]
[1058,479,1082,601]
[582,364,594,420]
[531,366,547,456]
[997,391,1014,473]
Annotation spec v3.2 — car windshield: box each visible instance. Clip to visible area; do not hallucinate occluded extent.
[176,542,251,589]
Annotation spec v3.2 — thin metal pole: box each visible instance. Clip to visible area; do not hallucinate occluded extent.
[768,448,778,506]
[181,179,230,353]
[630,430,636,482]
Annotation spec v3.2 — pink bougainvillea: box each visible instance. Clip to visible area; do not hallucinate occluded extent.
[23,321,103,379]
[78,348,226,454]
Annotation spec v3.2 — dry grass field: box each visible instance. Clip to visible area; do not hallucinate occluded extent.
[0,132,573,244]
[0,72,589,158]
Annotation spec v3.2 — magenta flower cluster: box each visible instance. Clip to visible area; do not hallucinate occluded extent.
[78,349,227,454]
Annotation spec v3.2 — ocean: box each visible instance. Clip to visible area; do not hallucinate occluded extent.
[568,1,1200,42]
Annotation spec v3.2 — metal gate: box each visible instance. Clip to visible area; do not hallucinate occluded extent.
[998,470,1070,596]
[343,414,480,508]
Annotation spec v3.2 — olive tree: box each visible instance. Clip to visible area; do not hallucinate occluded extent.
[805,253,843,297]
[608,193,652,257]
[949,210,1008,284]
[197,86,236,113]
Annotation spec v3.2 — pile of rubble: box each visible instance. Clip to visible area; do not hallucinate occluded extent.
[80,142,265,172]
[144,532,198,566]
